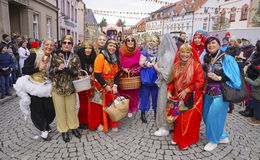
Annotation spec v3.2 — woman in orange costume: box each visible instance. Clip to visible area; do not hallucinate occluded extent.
[167,43,204,149]
[93,39,121,132]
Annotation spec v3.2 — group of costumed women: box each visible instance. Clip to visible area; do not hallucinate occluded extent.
[14,31,241,152]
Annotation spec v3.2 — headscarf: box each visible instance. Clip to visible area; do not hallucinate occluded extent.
[120,35,138,57]
[77,41,96,72]
[102,39,119,64]
[191,31,206,57]
[156,33,178,85]
[173,43,199,92]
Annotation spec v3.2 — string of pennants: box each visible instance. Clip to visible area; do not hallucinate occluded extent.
[94,12,143,20]
[79,7,257,17]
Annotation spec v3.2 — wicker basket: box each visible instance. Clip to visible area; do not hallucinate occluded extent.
[73,70,91,92]
[119,72,141,90]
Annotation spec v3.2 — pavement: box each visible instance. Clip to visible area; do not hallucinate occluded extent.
[0,97,259,160]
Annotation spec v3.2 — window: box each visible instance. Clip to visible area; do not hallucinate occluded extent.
[240,4,248,21]
[67,29,70,35]
[61,0,65,14]
[71,5,74,21]
[33,14,39,39]
[75,32,77,45]
[203,18,208,30]
[75,8,77,22]
[61,28,65,38]
[46,18,51,39]
[67,1,70,18]
[230,7,236,22]
[186,22,190,30]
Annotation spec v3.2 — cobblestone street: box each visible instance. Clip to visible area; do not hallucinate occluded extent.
[0,97,260,160]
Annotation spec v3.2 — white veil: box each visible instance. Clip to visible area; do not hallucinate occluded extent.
[156,33,178,85]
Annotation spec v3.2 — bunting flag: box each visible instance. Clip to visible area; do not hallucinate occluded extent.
[94,12,143,20]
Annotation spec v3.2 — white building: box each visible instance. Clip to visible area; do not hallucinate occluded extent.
[219,0,251,29]
[58,0,78,43]
[145,0,220,40]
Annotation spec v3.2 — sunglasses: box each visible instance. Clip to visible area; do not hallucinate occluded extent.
[126,39,134,42]
[62,41,72,45]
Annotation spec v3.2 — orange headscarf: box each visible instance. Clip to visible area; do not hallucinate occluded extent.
[173,43,199,92]
[120,36,138,57]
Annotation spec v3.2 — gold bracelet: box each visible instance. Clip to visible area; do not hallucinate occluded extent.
[185,88,189,93]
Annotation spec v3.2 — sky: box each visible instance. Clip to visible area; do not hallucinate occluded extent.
[84,0,179,26]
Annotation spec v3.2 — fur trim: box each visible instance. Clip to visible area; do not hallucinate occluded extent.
[13,75,52,120]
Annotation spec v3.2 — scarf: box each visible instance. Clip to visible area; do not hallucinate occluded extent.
[102,50,117,64]
[120,43,138,57]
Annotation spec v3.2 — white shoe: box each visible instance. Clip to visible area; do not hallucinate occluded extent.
[171,140,177,145]
[128,113,133,118]
[204,142,218,151]
[111,127,118,132]
[97,124,103,131]
[154,128,169,137]
[41,131,48,139]
[220,137,230,144]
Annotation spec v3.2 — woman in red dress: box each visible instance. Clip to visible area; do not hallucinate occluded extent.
[167,43,204,149]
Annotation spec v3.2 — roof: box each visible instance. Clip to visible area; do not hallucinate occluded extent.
[149,0,207,19]
[85,8,98,25]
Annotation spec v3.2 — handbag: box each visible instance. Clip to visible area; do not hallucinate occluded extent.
[165,97,191,123]
[104,95,129,121]
[90,88,103,105]
[140,67,157,85]
[221,76,249,103]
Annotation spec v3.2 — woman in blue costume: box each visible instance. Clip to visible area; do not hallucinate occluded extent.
[139,35,160,123]
[203,36,241,151]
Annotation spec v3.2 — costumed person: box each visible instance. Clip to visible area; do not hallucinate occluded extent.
[203,36,241,151]
[153,33,177,136]
[167,43,204,149]
[244,65,260,125]
[94,34,107,55]
[139,35,160,123]
[0,44,13,98]
[49,35,81,142]
[14,39,55,141]
[93,39,121,132]
[76,40,97,130]
[191,30,207,64]
[18,40,30,75]
[119,35,141,118]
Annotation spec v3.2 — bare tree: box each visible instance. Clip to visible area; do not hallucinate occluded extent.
[212,16,230,31]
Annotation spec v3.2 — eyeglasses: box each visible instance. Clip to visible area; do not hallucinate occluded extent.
[126,39,134,42]
[62,41,72,45]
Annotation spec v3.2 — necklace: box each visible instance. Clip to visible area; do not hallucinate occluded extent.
[62,52,72,68]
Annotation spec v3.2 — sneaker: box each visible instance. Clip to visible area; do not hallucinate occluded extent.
[111,127,118,132]
[97,124,103,131]
[247,118,260,126]
[204,142,218,151]
[154,128,169,137]
[128,113,133,118]
[220,137,230,144]
[171,140,177,145]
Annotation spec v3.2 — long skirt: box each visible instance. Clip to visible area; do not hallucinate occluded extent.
[89,92,119,131]
[172,95,203,149]
[203,94,229,143]
[78,89,91,125]
[118,89,139,113]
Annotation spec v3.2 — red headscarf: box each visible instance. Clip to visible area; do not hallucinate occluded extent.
[173,43,199,92]
[191,32,206,57]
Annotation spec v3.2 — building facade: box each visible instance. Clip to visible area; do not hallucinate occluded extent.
[0,0,58,40]
[77,0,86,43]
[58,0,78,44]
[85,9,99,42]
[219,0,251,29]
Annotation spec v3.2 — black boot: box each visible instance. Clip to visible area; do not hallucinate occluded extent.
[79,124,87,130]
[62,132,70,143]
[141,112,147,123]
[72,129,81,138]
[154,110,157,120]
[241,109,254,117]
